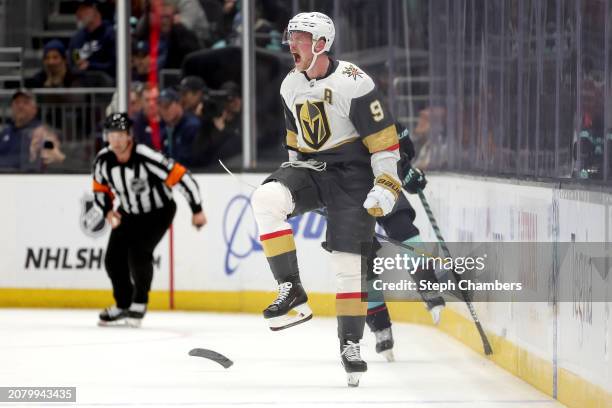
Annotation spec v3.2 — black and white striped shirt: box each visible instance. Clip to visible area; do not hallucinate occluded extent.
[92,144,202,216]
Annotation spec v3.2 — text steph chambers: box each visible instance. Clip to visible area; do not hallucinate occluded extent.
[372,279,523,292]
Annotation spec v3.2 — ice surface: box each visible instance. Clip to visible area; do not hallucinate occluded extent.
[0,309,564,407]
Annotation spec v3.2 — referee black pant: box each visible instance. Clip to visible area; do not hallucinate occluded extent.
[104,201,176,309]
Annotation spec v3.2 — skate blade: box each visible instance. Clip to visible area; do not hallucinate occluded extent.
[380,349,395,362]
[97,319,129,327]
[430,305,444,325]
[347,372,362,387]
[267,303,313,331]
[126,318,143,328]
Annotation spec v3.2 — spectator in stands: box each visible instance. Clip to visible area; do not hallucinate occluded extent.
[132,41,151,83]
[219,81,241,131]
[138,0,211,47]
[26,39,113,88]
[158,1,201,69]
[105,82,144,119]
[191,81,241,168]
[159,88,200,165]
[135,0,201,70]
[130,83,145,118]
[27,125,67,172]
[221,0,239,41]
[0,91,66,171]
[178,75,206,115]
[133,84,165,151]
[412,107,447,171]
[198,0,225,46]
[174,0,211,47]
[68,0,116,78]
[230,2,275,47]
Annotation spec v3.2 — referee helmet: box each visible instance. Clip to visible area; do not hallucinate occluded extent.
[104,112,133,133]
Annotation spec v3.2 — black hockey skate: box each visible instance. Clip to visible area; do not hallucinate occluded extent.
[366,306,395,362]
[340,339,367,387]
[263,281,312,331]
[373,327,395,362]
[126,303,147,328]
[98,306,128,326]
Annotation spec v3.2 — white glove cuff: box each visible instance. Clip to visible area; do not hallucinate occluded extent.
[371,150,400,180]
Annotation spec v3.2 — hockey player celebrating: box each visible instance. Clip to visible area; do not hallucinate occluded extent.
[251,12,401,387]
[365,123,446,362]
[92,112,206,327]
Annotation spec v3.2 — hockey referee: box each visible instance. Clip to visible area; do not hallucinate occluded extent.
[92,112,206,327]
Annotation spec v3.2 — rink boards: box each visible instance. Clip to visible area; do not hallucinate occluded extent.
[0,173,610,408]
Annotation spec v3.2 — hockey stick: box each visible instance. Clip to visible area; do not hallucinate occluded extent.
[416,189,493,355]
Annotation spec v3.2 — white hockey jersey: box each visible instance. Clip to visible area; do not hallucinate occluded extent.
[280,59,398,157]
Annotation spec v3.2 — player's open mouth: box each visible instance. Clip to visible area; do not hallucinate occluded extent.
[292,53,301,64]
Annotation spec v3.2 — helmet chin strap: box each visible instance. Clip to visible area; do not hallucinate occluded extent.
[302,40,325,75]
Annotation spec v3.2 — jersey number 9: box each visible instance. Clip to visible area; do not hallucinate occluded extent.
[370,100,384,122]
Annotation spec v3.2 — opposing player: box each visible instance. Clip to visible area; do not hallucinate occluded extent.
[250,12,401,386]
[365,124,446,362]
[92,112,206,327]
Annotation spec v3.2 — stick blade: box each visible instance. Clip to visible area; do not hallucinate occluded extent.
[483,341,494,355]
[188,348,233,368]
[475,324,494,355]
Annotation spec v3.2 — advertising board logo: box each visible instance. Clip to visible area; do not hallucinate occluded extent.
[223,194,327,275]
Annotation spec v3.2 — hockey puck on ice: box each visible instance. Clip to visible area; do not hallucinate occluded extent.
[188,348,233,368]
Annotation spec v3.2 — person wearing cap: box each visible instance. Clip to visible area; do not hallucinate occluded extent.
[26,39,112,88]
[68,0,116,78]
[131,41,151,83]
[178,75,206,115]
[0,91,65,170]
[93,112,206,327]
[218,80,241,131]
[159,88,201,166]
[25,40,72,88]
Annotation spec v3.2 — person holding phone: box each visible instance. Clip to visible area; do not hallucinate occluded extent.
[0,90,66,171]
[27,125,66,172]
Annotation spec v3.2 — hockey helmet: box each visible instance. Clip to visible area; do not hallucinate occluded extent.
[104,112,133,133]
[284,12,335,53]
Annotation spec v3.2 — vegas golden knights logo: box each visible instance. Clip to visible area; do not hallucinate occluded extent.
[296,101,331,150]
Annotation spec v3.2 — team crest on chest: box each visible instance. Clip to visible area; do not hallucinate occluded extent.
[296,100,332,150]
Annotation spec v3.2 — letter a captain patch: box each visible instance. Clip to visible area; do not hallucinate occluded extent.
[296,100,332,150]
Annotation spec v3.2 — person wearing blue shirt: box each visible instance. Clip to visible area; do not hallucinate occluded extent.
[68,0,116,78]
[0,91,42,170]
[132,85,165,151]
[0,91,66,171]
[159,88,201,166]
